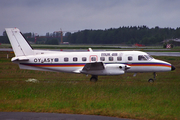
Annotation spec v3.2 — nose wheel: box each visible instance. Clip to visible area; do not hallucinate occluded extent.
[148,78,154,83]
[148,72,156,83]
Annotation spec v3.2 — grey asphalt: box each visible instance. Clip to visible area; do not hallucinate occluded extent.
[1,48,180,56]
[147,52,180,56]
[0,112,134,120]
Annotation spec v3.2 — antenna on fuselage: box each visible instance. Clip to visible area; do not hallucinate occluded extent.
[88,48,93,52]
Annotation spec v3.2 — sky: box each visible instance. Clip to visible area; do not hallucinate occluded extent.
[1,0,180,35]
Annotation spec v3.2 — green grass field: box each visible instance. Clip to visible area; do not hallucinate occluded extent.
[0,51,180,120]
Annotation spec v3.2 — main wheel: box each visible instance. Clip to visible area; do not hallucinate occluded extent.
[90,76,98,82]
[148,78,154,83]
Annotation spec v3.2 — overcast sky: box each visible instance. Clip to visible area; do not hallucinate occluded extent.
[1,0,180,35]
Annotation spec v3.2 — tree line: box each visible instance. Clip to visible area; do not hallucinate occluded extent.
[64,26,180,45]
[1,26,180,45]
[0,31,60,45]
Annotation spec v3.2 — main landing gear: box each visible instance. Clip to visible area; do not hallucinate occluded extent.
[89,73,157,83]
[90,75,98,82]
[148,72,156,83]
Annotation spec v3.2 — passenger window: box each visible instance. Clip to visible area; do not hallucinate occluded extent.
[82,57,87,61]
[100,57,105,61]
[64,57,69,62]
[109,57,113,61]
[91,57,96,61]
[54,58,59,62]
[128,56,133,61]
[73,57,78,62]
[117,57,122,61]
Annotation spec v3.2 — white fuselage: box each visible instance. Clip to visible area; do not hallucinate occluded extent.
[5,28,175,81]
[15,50,172,75]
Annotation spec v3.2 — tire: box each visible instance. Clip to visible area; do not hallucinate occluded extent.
[148,78,154,83]
[90,77,97,82]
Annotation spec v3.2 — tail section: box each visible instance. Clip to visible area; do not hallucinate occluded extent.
[5,28,34,57]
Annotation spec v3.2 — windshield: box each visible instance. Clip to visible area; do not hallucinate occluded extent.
[144,55,153,60]
[138,55,153,61]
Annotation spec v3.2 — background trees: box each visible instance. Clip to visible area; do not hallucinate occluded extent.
[1,26,180,45]
[64,26,180,45]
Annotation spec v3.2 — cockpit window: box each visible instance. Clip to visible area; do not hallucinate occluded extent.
[146,55,153,60]
[138,55,153,61]
[138,55,147,61]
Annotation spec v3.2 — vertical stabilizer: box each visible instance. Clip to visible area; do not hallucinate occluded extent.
[5,28,34,57]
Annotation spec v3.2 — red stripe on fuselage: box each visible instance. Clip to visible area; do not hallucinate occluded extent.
[127,63,171,68]
[20,63,85,67]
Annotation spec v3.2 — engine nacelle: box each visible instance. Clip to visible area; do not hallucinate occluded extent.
[105,64,130,70]
[103,64,130,75]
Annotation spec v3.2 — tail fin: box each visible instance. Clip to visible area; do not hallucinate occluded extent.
[5,28,34,57]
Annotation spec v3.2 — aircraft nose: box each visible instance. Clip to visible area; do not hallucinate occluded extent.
[171,65,176,71]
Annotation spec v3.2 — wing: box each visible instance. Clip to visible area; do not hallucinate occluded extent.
[81,62,130,75]
[82,62,105,71]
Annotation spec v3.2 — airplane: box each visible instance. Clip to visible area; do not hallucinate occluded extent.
[5,28,175,82]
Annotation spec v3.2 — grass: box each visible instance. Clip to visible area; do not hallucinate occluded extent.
[0,51,180,120]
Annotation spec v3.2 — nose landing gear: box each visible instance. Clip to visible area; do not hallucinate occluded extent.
[148,72,156,83]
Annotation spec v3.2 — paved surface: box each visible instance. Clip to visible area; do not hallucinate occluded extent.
[147,52,180,56]
[0,48,13,51]
[0,112,134,120]
[1,48,180,56]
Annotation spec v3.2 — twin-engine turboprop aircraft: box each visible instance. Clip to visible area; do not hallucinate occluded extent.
[5,28,175,82]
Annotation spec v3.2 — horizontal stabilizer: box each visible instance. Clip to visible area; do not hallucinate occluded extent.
[11,56,29,62]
